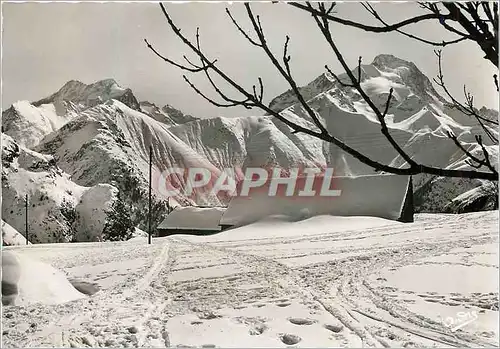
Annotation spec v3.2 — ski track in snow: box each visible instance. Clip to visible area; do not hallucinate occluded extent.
[2,212,499,348]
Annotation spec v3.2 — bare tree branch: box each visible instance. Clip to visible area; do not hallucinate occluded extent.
[357,56,362,83]
[252,77,264,103]
[243,3,330,135]
[289,2,453,33]
[360,2,468,47]
[325,2,336,15]
[182,75,253,109]
[144,39,211,73]
[433,50,498,131]
[441,2,497,66]
[292,2,497,67]
[447,131,497,174]
[476,136,497,174]
[382,88,394,118]
[325,65,354,87]
[146,2,499,181]
[225,8,261,47]
[193,27,254,109]
[308,1,416,167]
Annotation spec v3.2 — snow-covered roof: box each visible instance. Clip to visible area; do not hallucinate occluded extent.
[157,206,226,231]
[220,174,411,227]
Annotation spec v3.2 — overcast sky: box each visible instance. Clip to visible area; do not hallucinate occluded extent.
[2,1,498,118]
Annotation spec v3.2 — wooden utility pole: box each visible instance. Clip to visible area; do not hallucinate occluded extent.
[25,194,29,245]
[148,145,153,245]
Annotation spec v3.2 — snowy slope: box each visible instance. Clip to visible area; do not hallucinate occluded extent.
[1,101,76,149]
[34,99,220,230]
[1,133,117,243]
[2,220,30,246]
[169,115,326,170]
[158,206,226,230]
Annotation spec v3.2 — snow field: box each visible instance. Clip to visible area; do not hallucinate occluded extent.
[2,211,498,348]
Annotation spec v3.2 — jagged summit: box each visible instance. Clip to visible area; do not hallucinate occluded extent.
[139,100,199,126]
[371,54,412,68]
[59,79,86,89]
[34,78,140,111]
[370,54,444,103]
[269,53,446,113]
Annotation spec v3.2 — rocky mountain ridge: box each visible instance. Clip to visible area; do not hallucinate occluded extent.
[2,54,497,243]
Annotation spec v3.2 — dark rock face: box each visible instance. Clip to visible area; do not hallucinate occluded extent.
[116,88,141,111]
[1,137,20,168]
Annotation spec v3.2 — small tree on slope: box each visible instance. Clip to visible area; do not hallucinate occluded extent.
[102,195,134,242]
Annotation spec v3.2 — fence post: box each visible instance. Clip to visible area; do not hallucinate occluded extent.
[148,145,152,245]
[25,194,29,245]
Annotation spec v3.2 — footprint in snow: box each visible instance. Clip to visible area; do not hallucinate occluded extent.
[288,317,316,325]
[276,302,291,308]
[68,277,101,292]
[424,298,440,303]
[249,323,267,336]
[324,324,344,333]
[197,311,222,320]
[279,333,301,345]
[424,294,445,298]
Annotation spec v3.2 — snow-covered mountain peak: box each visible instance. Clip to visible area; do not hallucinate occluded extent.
[269,53,447,114]
[371,54,414,69]
[58,79,87,91]
[34,78,140,111]
[370,54,444,103]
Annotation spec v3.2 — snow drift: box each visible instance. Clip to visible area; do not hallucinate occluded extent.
[1,251,86,306]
